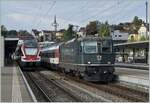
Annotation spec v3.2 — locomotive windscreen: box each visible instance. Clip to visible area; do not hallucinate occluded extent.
[82,41,98,54]
[25,48,38,55]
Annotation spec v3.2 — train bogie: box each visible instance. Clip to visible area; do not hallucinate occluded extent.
[83,66,115,82]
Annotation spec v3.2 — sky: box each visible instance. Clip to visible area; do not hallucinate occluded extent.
[0,0,148,32]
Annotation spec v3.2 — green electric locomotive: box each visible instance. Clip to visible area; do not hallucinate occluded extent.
[59,36,115,82]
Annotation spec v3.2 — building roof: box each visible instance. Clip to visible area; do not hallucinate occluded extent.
[32,29,40,36]
[42,30,53,33]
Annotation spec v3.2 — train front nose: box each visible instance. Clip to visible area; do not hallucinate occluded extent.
[22,55,40,61]
[22,47,41,62]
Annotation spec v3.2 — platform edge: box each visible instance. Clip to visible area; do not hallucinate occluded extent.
[18,66,37,102]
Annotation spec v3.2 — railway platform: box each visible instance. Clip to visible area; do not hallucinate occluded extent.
[115,63,149,70]
[1,65,36,102]
[115,67,149,88]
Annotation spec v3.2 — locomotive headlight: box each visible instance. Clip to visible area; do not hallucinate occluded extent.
[107,61,111,64]
[88,61,91,64]
[94,71,97,74]
[104,71,107,73]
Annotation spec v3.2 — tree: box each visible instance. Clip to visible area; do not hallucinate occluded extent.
[1,25,8,37]
[98,21,110,38]
[140,35,146,41]
[63,24,74,41]
[128,35,135,42]
[132,16,143,32]
[8,30,18,37]
[1,25,7,31]
[18,30,31,36]
[86,21,99,35]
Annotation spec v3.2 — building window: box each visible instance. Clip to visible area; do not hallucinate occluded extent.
[115,35,117,37]
[119,35,122,37]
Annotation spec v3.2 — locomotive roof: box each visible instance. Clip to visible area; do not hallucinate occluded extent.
[65,37,112,44]
[77,37,101,41]
[41,42,63,52]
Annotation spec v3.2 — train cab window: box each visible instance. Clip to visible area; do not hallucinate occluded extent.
[82,41,98,54]
[102,40,112,53]
[24,39,38,47]
[97,42,102,53]
[25,48,38,55]
[102,47,111,53]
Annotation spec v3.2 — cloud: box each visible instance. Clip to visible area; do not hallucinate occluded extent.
[8,13,34,22]
[2,0,148,31]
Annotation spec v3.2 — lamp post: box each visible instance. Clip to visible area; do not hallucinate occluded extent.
[145,1,148,38]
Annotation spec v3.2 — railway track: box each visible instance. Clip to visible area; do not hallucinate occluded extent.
[64,74,149,102]
[23,66,149,102]
[25,71,81,102]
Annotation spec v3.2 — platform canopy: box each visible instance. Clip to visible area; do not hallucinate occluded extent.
[4,38,19,41]
[114,41,149,49]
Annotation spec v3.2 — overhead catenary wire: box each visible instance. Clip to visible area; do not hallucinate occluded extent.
[31,2,43,29]
[35,1,56,30]
[59,1,106,29]
[79,1,123,23]
[67,1,105,22]
[33,0,145,30]
[59,1,122,28]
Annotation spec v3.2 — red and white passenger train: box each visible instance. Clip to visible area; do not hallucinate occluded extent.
[13,38,41,69]
[40,43,61,70]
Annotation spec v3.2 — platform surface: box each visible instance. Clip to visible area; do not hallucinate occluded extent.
[115,63,149,70]
[1,65,34,102]
[115,67,149,87]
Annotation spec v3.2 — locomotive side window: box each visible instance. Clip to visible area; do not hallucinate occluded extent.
[102,40,112,53]
[83,41,98,54]
[97,42,102,53]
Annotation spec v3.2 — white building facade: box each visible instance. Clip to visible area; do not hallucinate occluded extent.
[138,24,149,37]
[111,30,129,41]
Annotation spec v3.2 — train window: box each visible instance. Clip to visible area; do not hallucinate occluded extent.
[24,39,38,47]
[102,47,111,53]
[83,41,98,54]
[97,42,102,53]
[102,40,112,53]
[25,48,38,55]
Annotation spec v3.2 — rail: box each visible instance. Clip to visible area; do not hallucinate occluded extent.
[25,71,81,102]
[59,72,149,102]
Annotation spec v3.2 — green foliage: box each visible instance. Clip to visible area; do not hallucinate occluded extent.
[1,31,8,37]
[1,25,18,37]
[146,36,149,40]
[8,30,17,37]
[140,35,146,41]
[1,25,31,38]
[98,21,110,38]
[86,21,99,35]
[63,24,74,41]
[1,25,8,37]
[140,35,149,41]
[18,30,31,36]
[128,35,135,42]
[133,16,142,26]
[132,16,143,32]
[1,25,7,31]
